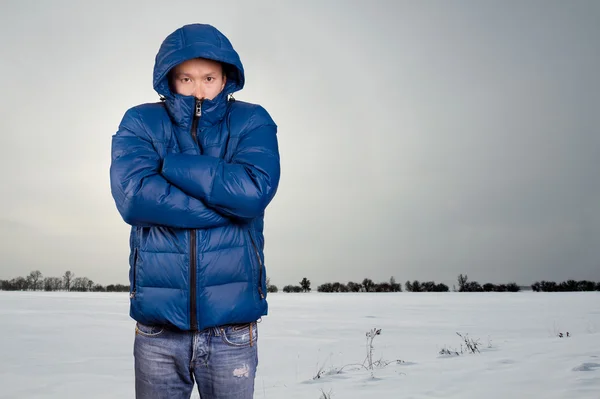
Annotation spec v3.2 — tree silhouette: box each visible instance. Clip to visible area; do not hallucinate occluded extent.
[362,278,375,292]
[483,283,495,292]
[560,280,579,291]
[389,276,402,292]
[422,281,436,292]
[71,277,91,292]
[13,277,27,290]
[464,281,483,292]
[410,280,422,292]
[266,277,278,293]
[331,282,348,292]
[91,284,105,292]
[63,271,74,292]
[317,283,333,292]
[577,281,595,291]
[28,270,43,291]
[346,281,361,292]
[283,285,302,293]
[457,274,468,292]
[375,282,391,292]
[300,277,311,292]
[43,277,62,291]
[506,282,520,292]
[435,283,449,292]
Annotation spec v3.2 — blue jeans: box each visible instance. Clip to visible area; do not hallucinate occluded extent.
[134,321,259,399]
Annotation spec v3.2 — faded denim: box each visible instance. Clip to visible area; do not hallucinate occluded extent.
[134,321,258,399]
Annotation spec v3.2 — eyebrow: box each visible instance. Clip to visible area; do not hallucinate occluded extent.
[173,71,220,78]
[173,72,192,78]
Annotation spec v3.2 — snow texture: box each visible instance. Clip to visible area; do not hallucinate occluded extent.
[1,291,599,398]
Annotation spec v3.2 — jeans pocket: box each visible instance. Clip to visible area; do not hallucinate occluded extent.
[220,323,258,347]
[135,322,166,337]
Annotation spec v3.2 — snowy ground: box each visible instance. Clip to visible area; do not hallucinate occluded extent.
[1,291,599,398]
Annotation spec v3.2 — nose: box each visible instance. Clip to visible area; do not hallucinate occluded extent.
[193,84,205,100]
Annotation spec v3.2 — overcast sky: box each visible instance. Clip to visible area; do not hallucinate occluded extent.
[1,0,599,288]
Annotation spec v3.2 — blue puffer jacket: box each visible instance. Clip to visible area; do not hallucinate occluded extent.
[109,24,280,331]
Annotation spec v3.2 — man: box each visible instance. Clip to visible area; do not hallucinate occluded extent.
[110,23,280,399]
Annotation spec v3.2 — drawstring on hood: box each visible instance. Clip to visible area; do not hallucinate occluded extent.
[153,24,245,127]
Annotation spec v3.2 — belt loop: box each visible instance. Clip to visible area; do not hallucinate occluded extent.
[249,323,253,347]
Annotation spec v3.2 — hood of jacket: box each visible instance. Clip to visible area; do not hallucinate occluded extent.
[152,24,245,127]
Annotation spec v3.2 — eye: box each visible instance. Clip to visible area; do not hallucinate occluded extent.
[180,77,191,83]
[206,77,214,82]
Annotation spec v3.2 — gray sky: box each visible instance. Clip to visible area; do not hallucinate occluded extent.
[1,0,599,288]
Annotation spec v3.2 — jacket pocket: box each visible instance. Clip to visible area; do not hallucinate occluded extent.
[130,248,139,299]
[247,230,265,300]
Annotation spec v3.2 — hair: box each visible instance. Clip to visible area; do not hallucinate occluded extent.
[220,61,232,79]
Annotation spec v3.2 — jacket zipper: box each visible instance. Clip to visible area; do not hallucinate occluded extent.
[191,99,202,143]
[248,230,265,299]
[189,99,202,330]
[130,247,138,299]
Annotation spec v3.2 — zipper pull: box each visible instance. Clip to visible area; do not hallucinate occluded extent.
[195,99,203,118]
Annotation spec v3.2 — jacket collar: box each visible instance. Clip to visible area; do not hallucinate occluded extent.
[163,89,229,129]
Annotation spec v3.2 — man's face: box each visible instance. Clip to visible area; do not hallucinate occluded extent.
[170,58,226,100]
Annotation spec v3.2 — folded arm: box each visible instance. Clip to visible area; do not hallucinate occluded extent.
[110,108,231,228]
[161,106,280,220]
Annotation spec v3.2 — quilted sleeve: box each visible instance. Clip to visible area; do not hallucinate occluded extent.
[110,107,232,228]
[161,105,280,219]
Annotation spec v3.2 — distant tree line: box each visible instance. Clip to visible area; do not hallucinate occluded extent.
[530,280,600,292]
[0,270,128,292]
[405,280,449,292]
[281,277,312,293]
[318,277,404,293]
[455,274,521,292]
[269,274,600,293]
[4,272,599,294]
